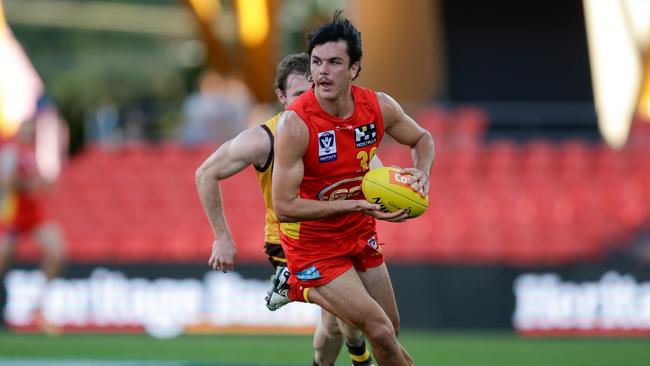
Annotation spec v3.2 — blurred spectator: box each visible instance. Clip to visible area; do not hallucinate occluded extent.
[178,70,252,145]
[122,103,149,143]
[84,98,120,146]
[607,228,650,265]
[0,116,66,334]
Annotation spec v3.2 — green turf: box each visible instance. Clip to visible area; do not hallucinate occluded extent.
[0,330,648,366]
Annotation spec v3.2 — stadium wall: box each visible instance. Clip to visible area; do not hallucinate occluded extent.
[3,262,650,337]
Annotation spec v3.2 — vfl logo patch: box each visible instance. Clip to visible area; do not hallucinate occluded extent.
[355,123,377,148]
[367,236,382,254]
[296,266,321,281]
[318,130,337,162]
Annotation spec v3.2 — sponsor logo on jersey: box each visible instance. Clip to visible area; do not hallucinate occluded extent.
[296,265,321,281]
[354,123,377,148]
[318,130,337,162]
[317,177,364,201]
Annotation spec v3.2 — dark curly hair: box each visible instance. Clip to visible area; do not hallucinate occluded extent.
[306,10,362,79]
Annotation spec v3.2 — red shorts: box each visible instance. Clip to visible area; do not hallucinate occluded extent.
[2,197,46,235]
[280,231,384,288]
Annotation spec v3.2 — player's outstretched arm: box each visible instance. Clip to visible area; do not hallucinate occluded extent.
[272,111,380,222]
[378,92,435,197]
[195,127,271,272]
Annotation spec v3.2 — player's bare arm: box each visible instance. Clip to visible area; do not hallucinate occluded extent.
[272,111,386,222]
[0,146,18,190]
[378,92,435,197]
[196,127,272,272]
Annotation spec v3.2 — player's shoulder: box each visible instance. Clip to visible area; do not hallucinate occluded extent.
[374,90,396,105]
[374,91,402,118]
[229,123,273,159]
[279,109,306,127]
[276,110,309,145]
[259,112,282,135]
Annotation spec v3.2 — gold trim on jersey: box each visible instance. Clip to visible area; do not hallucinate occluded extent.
[269,256,287,264]
[0,190,18,224]
[280,222,301,240]
[255,113,282,244]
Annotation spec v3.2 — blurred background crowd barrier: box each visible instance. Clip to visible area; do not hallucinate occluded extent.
[1,0,650,337]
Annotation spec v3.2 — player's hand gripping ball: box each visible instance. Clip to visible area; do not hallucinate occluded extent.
[361,166,429,219]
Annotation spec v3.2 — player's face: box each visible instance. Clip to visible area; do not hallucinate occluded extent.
[310,40,360,101]
[277,72,310,108]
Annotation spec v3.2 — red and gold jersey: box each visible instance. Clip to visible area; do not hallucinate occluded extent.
[0,140,45,231]
[280,85,384,242]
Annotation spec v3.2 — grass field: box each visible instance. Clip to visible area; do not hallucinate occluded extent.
[1,330,649,366]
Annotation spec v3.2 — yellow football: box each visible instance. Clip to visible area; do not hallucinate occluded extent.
[361,166,429,219]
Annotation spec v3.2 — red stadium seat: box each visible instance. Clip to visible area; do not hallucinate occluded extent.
[521,140,556,182]
[37,120,644,267]
[413,107,449,141]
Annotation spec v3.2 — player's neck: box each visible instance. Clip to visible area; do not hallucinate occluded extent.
[315,89,354,119]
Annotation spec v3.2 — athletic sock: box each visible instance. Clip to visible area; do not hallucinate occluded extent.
[287,284,310,303]
[347,340,373,365]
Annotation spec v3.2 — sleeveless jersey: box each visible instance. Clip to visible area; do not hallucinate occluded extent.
[254,113,280,244]
[0,140,45,230]
[281,86,384,242]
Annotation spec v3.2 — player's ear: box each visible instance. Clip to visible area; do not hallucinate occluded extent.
[349,61,360,80]
[275,89,287,107]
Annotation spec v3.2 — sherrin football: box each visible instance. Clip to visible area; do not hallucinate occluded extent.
[361,166,429,219]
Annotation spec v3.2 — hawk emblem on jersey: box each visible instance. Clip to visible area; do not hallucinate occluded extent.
[318,130,337,162]
[355,123,377,148]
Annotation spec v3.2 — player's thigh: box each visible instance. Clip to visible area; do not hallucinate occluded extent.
[357,263,400,331]
[32,222,65,256]
[314,267,389,331]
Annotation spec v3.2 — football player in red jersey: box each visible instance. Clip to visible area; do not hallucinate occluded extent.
[271,11,435,366]
[196,53,377,366]
[0,116,66,334]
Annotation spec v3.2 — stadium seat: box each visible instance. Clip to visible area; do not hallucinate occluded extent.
[27,113,645,267]
[521,140,556,182]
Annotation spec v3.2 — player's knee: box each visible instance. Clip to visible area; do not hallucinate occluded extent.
[320,311,342,338]
[44,242,65,263]
[363,319,396,351]
[40,228,66,260]
[41,245,65,273]
[392,314,401,337]
[338,320,364,345]
[322,319,342,338]
[343,327,364,346]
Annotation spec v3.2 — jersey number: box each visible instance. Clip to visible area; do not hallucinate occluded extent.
[357,147,377,170]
